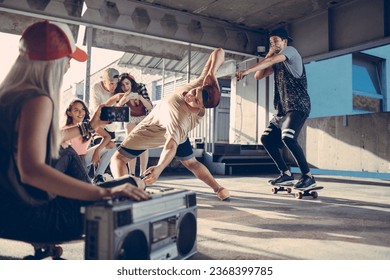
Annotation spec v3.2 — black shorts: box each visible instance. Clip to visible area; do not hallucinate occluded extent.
[118,138,194,160]
[93,129,115,146]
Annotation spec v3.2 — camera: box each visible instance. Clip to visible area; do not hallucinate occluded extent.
[100,106,129,122]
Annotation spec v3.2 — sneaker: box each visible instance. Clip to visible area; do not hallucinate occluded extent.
[93,174,105,184]
[215,187,230,201]
[268,173,295,185]
[294,175,316,189]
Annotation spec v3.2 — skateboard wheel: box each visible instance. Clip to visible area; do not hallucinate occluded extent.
[286,188,292,193]
[52,246,63,259]
[295,192,303,199]
[272,187,278,194]
[311,191,318,199]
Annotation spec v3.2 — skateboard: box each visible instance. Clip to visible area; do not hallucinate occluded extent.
[270,181,295,194]
[294,186,324,199]
[23,243,64,260]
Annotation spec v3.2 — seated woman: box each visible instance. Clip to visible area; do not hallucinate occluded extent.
[62,99,117,184]
[53,145,91,184]
[0,20,149,243]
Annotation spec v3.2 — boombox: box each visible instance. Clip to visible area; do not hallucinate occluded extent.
[84,186,197,260]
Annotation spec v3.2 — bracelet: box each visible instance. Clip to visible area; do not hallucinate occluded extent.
[85,121,95,134]
[77,123,88,138]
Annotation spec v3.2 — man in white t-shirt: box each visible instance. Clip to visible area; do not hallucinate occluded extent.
[110,48,230,201]
[90,68,121,139]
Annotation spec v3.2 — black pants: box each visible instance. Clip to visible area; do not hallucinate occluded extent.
[0,147,90,243]
[54,146,91,184]
[260,111,310,175]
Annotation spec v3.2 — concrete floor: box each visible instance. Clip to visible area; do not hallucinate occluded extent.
[0,173,389,260]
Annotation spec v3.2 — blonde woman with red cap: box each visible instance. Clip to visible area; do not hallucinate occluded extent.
[0,20,149,242]
[110,48,231,201]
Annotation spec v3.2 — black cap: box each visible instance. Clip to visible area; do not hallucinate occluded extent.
[269,28,293,42]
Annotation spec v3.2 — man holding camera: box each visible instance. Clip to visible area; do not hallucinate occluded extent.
[90,68,122,140]
[110,48,231,201]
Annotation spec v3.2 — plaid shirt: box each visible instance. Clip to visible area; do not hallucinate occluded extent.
[137,83,152,114]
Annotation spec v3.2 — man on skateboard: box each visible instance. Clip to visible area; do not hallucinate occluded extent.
[236,28,316,189]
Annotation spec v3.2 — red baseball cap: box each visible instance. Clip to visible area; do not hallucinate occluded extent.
[19,20,88,62]
[202,84,221,108]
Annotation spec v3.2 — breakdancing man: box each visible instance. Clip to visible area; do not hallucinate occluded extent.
[110,48,230,201]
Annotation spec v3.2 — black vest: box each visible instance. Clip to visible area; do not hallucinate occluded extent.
[273,62,311,116]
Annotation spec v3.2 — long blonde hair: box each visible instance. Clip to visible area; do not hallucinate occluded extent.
[0,54,68,159]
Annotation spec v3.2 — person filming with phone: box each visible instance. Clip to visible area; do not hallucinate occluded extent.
[90,68,124,141]
[62,99,117,184]
[101,73,153,177]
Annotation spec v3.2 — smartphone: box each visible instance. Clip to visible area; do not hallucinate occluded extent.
[129,92,138,100]
[100,106,129,122]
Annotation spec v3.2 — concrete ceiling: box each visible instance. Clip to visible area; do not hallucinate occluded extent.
[0,0,387,75]
[136,0,349,30]
[0,0,356,57]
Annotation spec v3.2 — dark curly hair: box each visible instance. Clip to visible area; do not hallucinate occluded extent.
[115,72,138,93]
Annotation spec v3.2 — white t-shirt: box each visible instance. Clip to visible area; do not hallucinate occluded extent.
[90,82,118,133]
[280,46,303,78]
[121,79,205,150]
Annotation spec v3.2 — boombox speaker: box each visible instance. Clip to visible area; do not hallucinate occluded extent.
[84,186,197,260]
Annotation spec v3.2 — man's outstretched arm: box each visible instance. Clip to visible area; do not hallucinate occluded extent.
[190,48,225,87]
[206,48,225,76]
[142,138,178,185]
[202,48,225,88]
[235,48,286,80]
